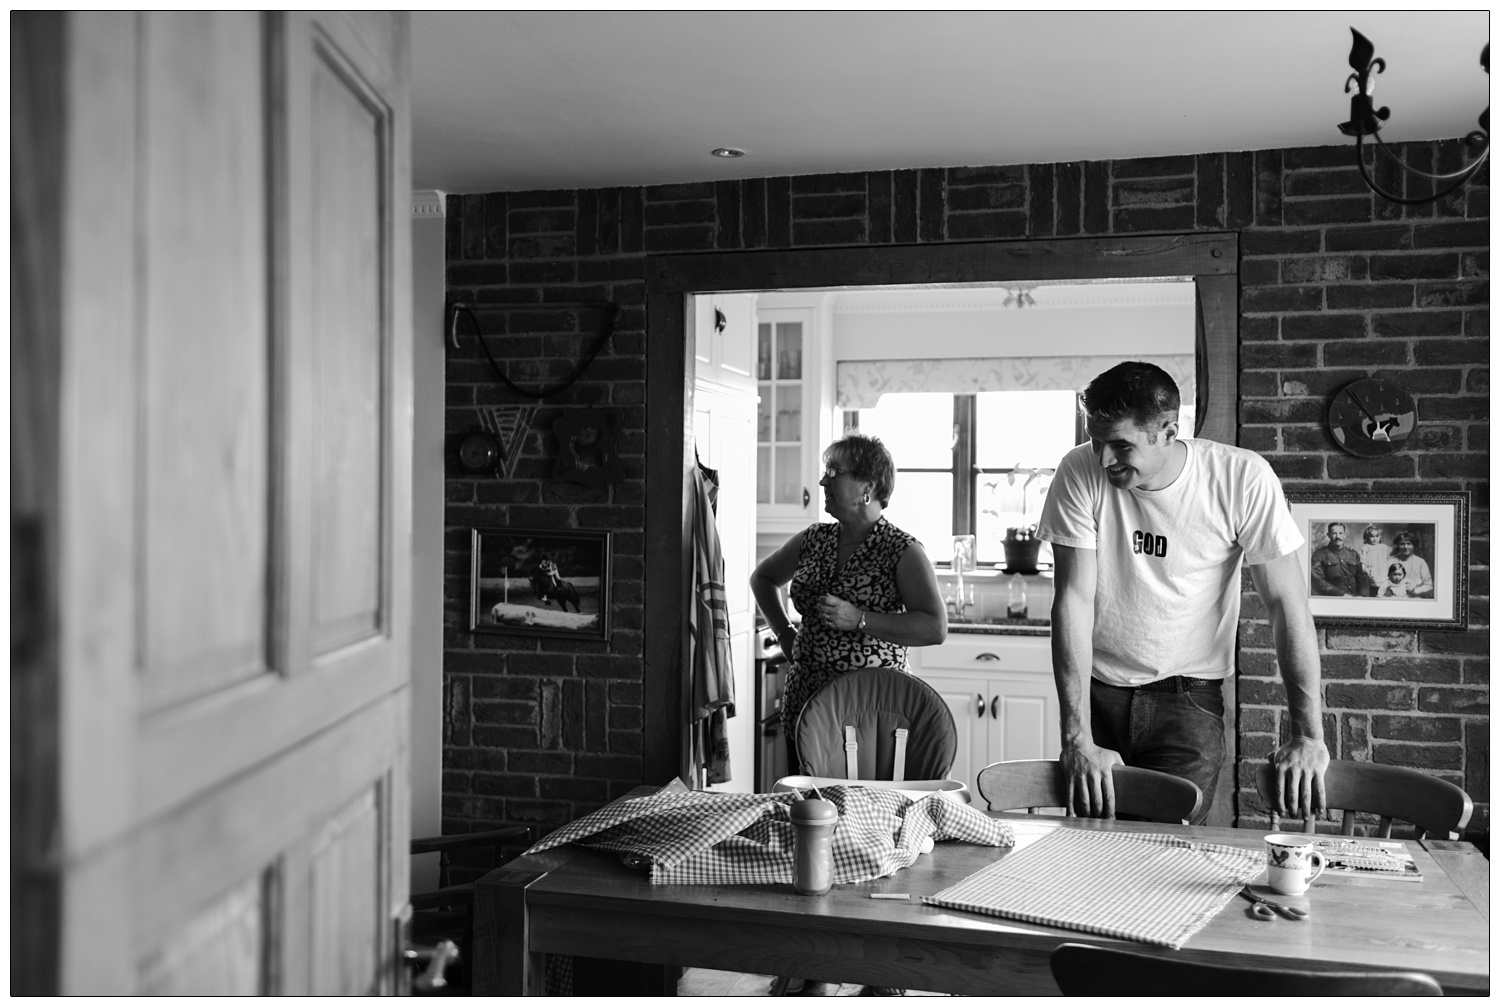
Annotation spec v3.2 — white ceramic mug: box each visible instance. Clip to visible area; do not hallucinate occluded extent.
[1264,833,1327,895]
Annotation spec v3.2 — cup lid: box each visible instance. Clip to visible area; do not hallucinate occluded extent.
[790,798,838,824]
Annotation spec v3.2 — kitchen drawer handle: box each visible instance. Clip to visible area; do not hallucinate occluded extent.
[975,694,985,718]
[991,695,1000,719]
[975,652,1001,662]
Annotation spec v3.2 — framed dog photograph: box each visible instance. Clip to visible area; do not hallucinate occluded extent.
[1286,492,1468,629]
[468,527,612,639]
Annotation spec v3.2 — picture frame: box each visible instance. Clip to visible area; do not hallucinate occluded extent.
[1286,492,1469,629]
[468,527,612,639]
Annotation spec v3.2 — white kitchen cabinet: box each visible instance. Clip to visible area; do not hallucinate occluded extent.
[694,292,758,395]
[915,634,1060,804]
[755,295,834,538]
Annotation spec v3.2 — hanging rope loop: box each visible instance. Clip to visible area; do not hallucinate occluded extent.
[449,300,620,400]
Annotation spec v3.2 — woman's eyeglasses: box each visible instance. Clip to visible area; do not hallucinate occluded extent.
[822,465,850,482]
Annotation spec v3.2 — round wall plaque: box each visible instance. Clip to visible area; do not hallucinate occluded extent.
[458,430,500,472]
[1327,378,1417,457]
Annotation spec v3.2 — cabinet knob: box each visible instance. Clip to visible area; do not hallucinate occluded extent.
[803,487,810,507]
[975,694,985,718]
[975,652,1001,662]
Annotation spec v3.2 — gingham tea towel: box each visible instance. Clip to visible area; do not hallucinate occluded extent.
[922,827,1265,949]
[525,778,1014,885]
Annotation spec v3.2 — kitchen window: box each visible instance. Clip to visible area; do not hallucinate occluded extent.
[850,390,1083,567]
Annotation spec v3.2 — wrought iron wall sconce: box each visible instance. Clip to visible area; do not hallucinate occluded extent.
[552,408,624,487]
[1339,27,1490,205]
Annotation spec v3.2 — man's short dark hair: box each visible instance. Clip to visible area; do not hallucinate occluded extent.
[1081,361,1181,432]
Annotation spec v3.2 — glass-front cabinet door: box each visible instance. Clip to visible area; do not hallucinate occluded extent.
[755,302,829,533]
[757,317,803,507]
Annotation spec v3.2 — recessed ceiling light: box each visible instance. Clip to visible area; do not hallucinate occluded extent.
[710,147,746,158]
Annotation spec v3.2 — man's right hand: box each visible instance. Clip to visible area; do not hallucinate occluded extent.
[1060,741,1124,818]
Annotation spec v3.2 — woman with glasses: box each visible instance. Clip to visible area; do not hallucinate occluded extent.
[749,433,948,776]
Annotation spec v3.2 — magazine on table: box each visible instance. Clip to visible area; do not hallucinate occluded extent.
[1312,837,1422,881]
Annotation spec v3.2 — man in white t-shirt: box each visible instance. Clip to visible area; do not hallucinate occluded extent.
[1036,362,1328,824]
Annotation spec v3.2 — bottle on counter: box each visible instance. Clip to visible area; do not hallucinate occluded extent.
[789,795,838,895]
[1007,573,1028,620]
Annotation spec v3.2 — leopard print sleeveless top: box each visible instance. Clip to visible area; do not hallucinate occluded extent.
[780,517,915,742]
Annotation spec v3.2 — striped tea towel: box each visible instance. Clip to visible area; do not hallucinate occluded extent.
[922,827,1265,948]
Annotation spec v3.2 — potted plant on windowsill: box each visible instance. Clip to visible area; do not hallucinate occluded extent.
[1003,525,1041,575]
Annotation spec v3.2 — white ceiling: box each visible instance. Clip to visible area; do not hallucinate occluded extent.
[410,10,1490,195]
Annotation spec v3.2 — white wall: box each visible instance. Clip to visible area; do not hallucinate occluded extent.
[410,190,446,891]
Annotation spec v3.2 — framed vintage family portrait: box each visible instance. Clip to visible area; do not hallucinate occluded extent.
[1286,492,1469,629]
[468,527,613,640]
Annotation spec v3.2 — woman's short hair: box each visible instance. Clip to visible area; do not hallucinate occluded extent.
[1081,361,1181,434]
[826,433,895,507]
[1393,531,1419,550]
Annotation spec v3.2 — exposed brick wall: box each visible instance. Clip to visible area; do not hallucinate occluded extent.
[443,141,1488,838]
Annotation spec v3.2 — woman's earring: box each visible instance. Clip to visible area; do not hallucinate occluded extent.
[863,492,870,505]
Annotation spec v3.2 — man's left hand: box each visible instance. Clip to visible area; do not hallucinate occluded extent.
[1268,736,1330,819]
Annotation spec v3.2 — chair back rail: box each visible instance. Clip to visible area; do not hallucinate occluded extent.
[795,668,958,781]
[976,760,1202,825]
[1049,942,1444,996]
[1254,760,1473,840]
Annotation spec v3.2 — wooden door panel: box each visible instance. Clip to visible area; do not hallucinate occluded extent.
[58,10,146,862]
[310,39,387,653]
[137,644,405,825]
[139,11,273,712]
[38,12,413,993]
[130,7,410,834]
[309,788,383,995]
[131,691,403,936]
[131,690,406,994]
[137,872,266,995]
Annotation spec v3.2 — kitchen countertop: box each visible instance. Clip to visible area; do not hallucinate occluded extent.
[947,619,1049,637]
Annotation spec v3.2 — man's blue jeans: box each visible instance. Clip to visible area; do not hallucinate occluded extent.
[1089,676,1226,826]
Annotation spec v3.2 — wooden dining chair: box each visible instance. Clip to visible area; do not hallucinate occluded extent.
[1254,759,1473,840]
[408,825,536,994]
[975,760,1202,825]
[1049,942,1444,996]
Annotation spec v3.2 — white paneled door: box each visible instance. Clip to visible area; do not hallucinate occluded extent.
[15,12,413,993]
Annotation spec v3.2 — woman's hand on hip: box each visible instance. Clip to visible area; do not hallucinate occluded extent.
[776,624,798,652]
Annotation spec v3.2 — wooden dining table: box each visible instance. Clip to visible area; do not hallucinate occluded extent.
[472,788,1490,996]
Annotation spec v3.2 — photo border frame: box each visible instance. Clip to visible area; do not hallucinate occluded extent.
[1286,491,1469,630]
[468,526,613,640]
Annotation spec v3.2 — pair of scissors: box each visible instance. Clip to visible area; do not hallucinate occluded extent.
[1238,885,1309,921]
